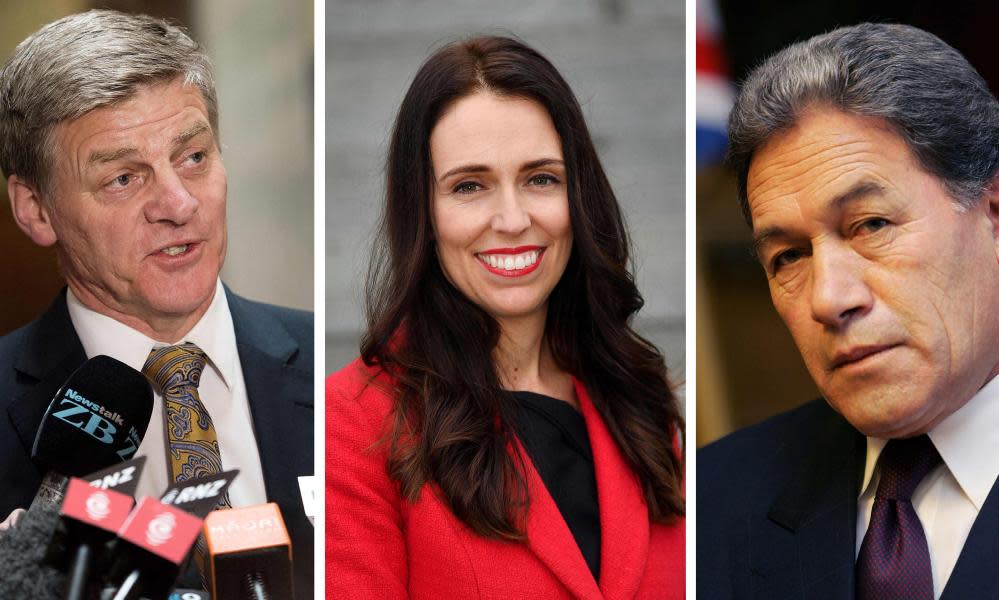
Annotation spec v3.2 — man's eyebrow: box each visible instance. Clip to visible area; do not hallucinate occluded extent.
[86,122,212,167]
[751,226,785,260]
[751,181,887,259]
[831,180,885,209]
[172,121,212,148]
[87,146,138,166]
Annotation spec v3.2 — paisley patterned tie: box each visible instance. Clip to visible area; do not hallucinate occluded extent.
[142,342,231,508]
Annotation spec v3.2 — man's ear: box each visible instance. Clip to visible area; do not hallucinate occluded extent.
[7,175,57,247]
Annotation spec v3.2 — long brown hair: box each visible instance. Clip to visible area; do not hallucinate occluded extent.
[362,36,683,539]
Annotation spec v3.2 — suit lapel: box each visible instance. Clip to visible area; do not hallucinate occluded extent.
[226,290,313,511]
[940,475,999,599]
[522,443,603,600]
[8,292,87,461]
[522,378,658,600]
[521,380,653,599]
[756,409,864,598]
[576,381,650,599]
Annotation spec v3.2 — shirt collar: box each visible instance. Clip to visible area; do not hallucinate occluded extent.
[66,279,237,390]
[859,374,999,509]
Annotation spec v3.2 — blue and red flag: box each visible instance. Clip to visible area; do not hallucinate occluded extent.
[696,0,734,167]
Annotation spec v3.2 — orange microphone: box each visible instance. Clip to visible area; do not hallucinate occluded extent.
[203,503,294,600]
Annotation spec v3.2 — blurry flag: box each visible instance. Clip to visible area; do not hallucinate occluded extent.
[696,0,734,167]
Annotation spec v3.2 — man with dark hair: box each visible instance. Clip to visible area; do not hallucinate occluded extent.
[0,10,313,595]
[699,23,999,599]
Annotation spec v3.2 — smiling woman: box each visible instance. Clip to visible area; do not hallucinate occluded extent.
[326,36,685,599]
[430,92,572,328]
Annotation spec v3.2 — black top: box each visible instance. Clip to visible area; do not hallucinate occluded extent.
[511,391,601,582]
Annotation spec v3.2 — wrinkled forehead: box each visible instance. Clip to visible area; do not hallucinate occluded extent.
[42,80,216,195]
[746,108,914,222]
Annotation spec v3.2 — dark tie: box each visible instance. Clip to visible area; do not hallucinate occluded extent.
[856,435,942,600]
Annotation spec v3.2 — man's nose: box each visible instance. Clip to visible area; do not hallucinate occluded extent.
[489,185,531,235]
[809,244,873,329]
[144,168,198,225]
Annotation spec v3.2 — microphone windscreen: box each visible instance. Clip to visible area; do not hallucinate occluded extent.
[0,503,65,599]
[32,355,153,476]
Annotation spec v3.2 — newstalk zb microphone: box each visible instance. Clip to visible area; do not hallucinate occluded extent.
[31,355,153,508]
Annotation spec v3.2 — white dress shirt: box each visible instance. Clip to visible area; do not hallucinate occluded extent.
[66,279,267,507]
[857,374,999,599]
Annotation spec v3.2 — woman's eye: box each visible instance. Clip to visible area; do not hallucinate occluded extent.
[453,181,482,194]
[528,174,559,186]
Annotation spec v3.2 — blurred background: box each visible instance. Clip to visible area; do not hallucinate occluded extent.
[0,0,313,337]
[325,0,687,396]
[696,0,999,446]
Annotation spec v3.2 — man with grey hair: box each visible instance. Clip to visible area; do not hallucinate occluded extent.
[0,10,313,596]
[699,23,999,599]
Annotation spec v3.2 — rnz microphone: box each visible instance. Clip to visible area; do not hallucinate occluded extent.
[203,503,294,600]
[31,356,153,509]
[46,458,147,600]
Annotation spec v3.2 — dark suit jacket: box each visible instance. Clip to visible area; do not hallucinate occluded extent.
[697,398,999,599]
[326,358,684,599]
[0,287,314,598]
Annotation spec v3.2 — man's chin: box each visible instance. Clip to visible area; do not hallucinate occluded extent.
[135,276,218,320]
[827,392,938,438]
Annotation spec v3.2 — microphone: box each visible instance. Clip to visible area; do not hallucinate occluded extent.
[51,478,134,600]
[31,356,153,510]
[104,471,238,600]
[203,503,294,600]
[107,497,205,600]
[0,458,148,599]
[0,463,216,600]
[160,470,240,518]
[84,456,147,497]
[0,501,64,599]
[45,458,148,600]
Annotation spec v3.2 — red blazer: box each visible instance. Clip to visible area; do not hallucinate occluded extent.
[326,358,684,599]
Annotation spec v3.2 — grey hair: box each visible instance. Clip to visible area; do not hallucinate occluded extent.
[0,9,218,195]
[727,22,999,225]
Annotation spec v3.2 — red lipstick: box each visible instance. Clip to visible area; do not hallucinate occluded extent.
[476,246,544,277]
